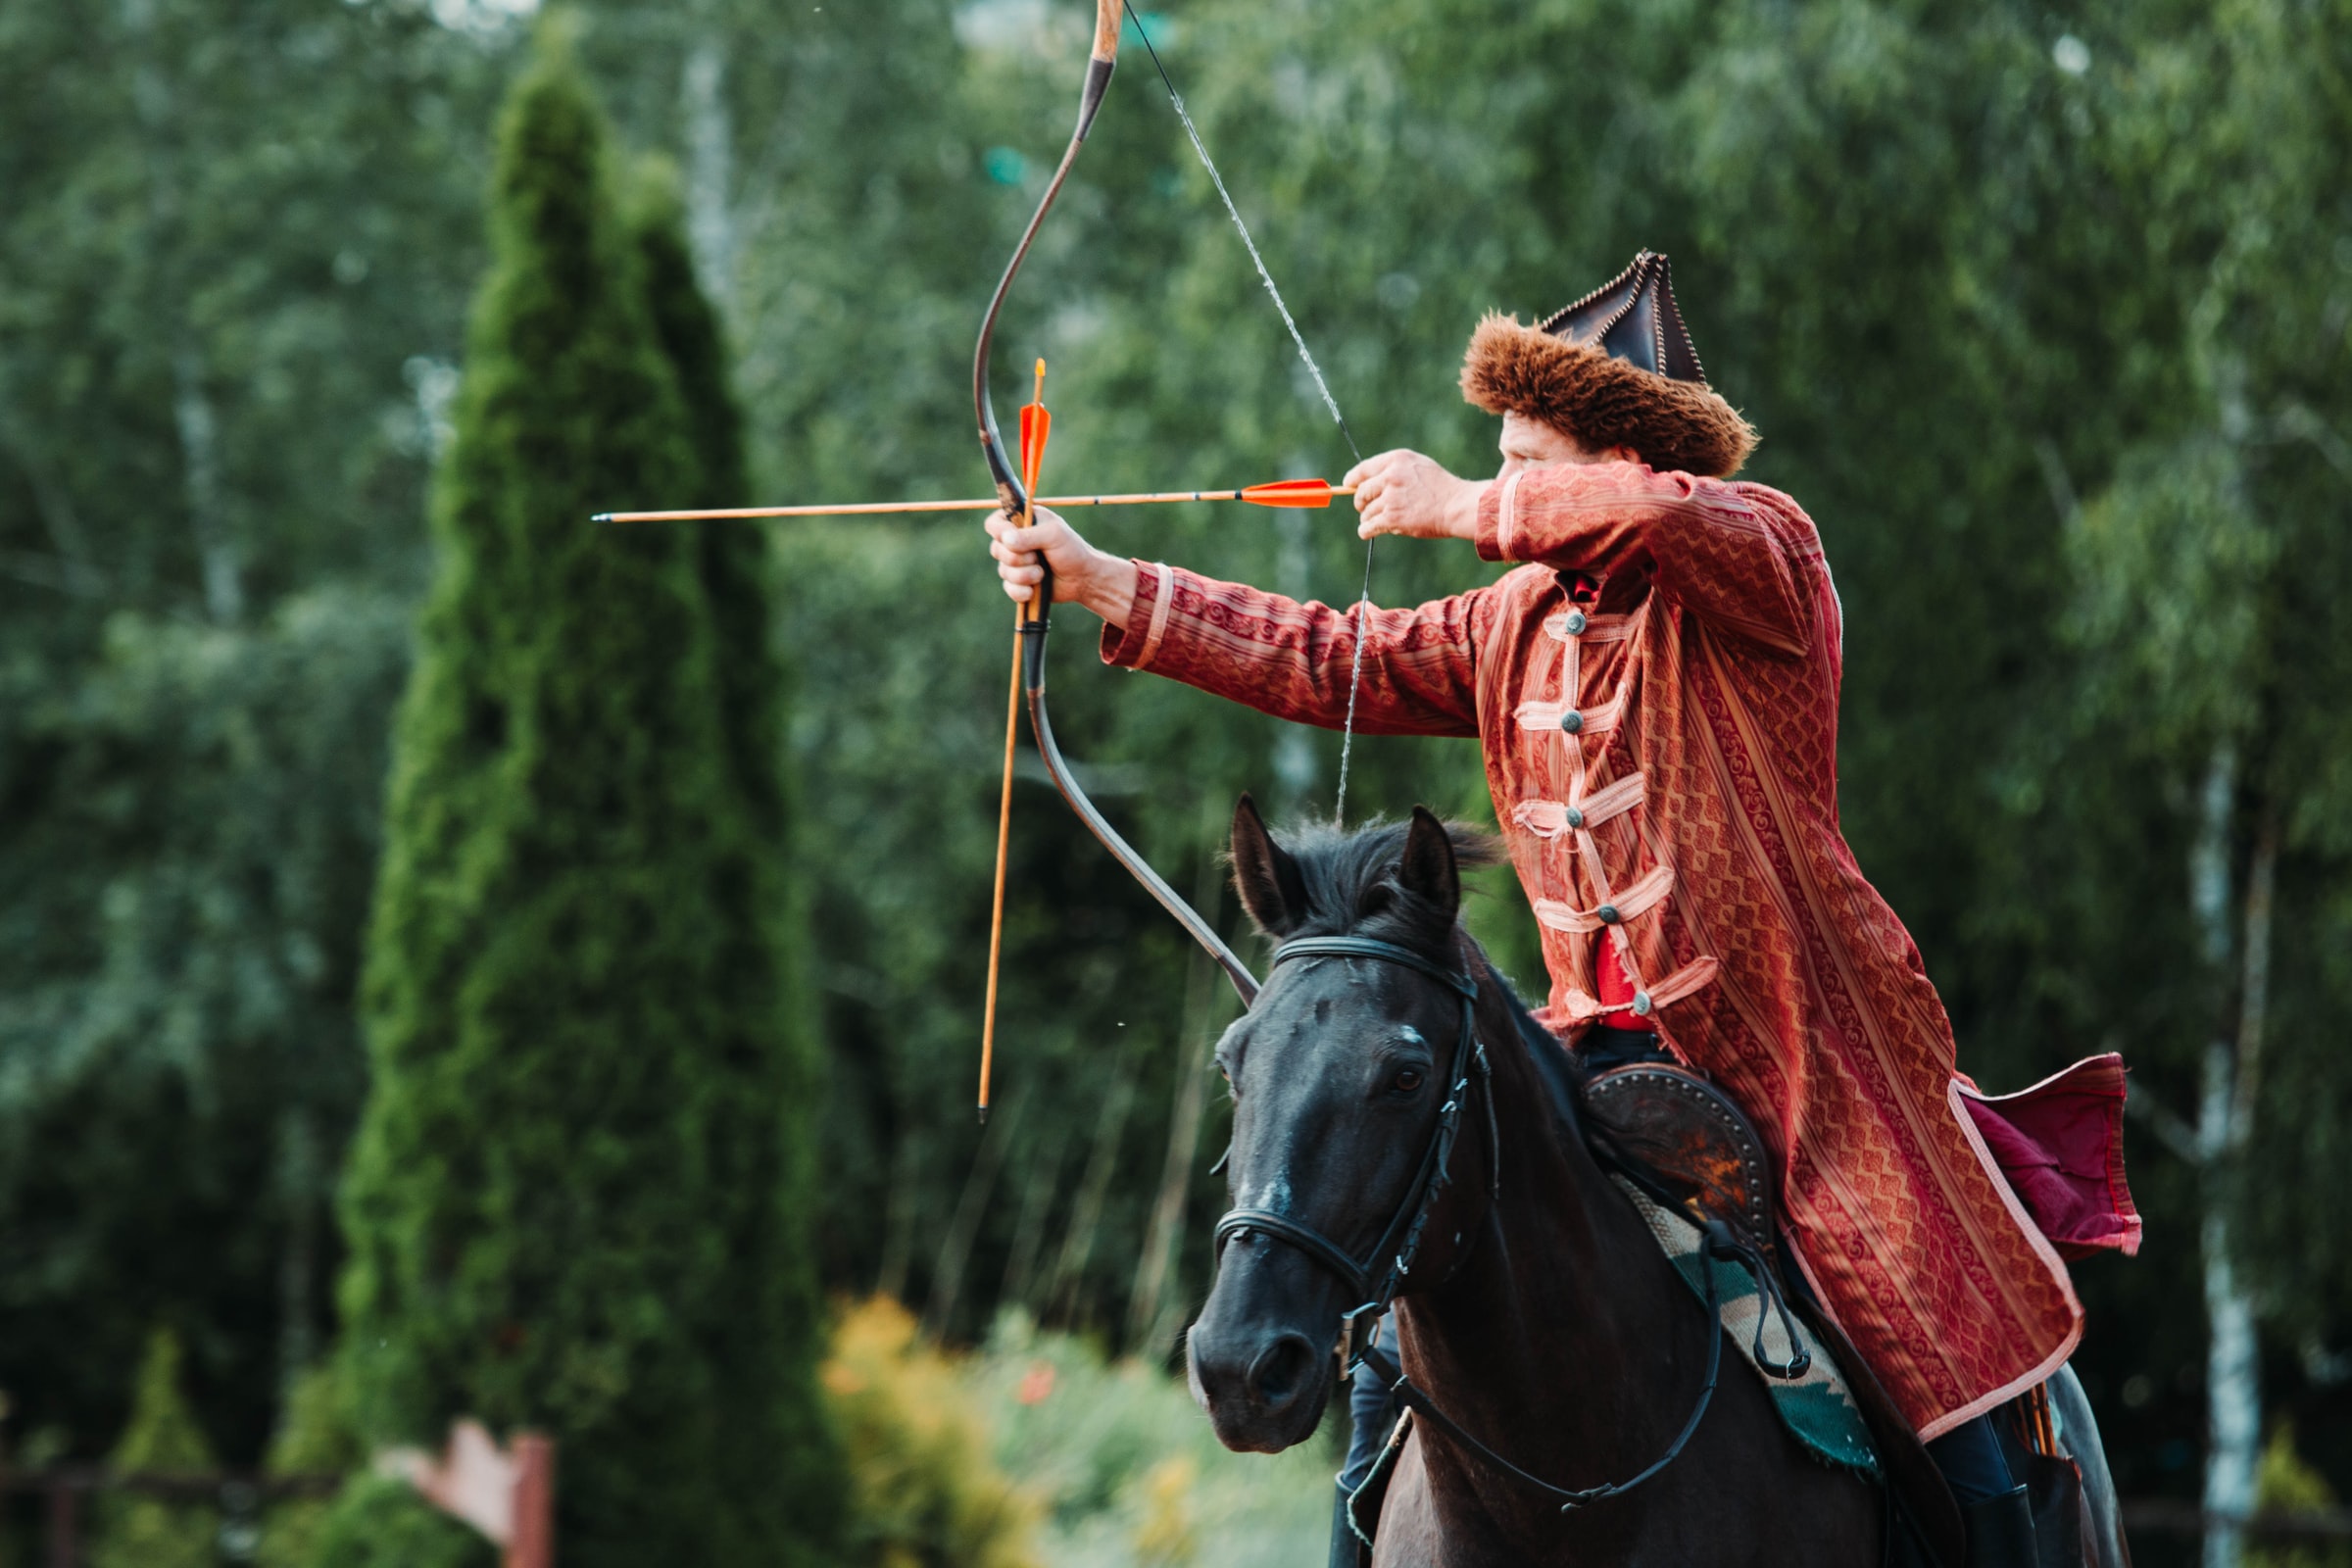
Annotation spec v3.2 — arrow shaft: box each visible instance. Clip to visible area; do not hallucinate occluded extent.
[595,485,1353,524]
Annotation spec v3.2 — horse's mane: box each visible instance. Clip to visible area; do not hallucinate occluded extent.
[1267,815,1589,1141]
[1475,953,1590,1142]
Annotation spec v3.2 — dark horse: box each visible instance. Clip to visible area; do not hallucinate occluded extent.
[1188,801,2129,1567]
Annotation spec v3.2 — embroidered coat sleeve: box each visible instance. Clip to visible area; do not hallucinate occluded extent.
[1477,462,1814,656]
[1099,562,1485,737]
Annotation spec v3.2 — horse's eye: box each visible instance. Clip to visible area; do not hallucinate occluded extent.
[1391,1067,1425,1094]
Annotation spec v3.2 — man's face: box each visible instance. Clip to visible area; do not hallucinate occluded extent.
[1495,412,1635,479]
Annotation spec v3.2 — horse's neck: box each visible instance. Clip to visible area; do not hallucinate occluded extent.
[1395,1005,1696,1513]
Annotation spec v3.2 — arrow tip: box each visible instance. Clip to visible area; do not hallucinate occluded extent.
[590,513,614,524]
[976,1103,991,1126]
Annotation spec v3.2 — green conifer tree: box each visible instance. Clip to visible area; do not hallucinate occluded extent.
[326,28,837,1567]
[93,1329,217,1568]
[258,1363,363,1568]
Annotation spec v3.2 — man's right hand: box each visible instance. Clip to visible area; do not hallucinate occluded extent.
[985,505,1139,629]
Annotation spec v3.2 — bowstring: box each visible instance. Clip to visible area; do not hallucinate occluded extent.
[1121,3,1376,825]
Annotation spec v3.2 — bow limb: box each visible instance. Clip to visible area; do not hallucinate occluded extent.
[971,0,1260,1006]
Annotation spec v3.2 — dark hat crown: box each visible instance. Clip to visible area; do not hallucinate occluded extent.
[1539,251,1707,385]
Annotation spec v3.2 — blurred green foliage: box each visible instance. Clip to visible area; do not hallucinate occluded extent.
[91,1329,218,1568]
[2247,1425,2352,1568]
[255,1364,364,1568]
[0,0,2346,1543]
[305,1477,493,1568]
[823,1297,1329,1568]
[824,1297,1045,1568]
[326,30,839,1567]
[968,1309,1333,1567]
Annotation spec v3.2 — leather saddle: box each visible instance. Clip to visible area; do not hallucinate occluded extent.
[1577,1059,1971,1568]
[1580,1062,1781,1264]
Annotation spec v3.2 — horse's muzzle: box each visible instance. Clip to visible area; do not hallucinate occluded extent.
[1187,1242,1340,1452]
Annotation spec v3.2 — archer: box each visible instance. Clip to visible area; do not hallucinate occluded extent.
[987,253,2137,1568]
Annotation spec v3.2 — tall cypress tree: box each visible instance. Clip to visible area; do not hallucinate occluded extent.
[330,28,836,1567]
[634,159,845,1553]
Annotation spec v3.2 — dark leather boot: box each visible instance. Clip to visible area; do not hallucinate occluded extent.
[1329,1483,1371,1568]
[1961,1485,2036,1568]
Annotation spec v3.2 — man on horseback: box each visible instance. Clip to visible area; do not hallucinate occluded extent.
[983,252,2137,1566]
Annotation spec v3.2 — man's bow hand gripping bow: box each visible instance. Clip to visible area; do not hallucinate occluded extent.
[984,254,2138,1564]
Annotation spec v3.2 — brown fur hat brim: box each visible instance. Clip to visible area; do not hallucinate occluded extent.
[1459,314,1757,477]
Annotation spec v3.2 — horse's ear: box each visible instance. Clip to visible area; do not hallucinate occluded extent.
[1230,793,1309,936]
[1396,805,1461,921]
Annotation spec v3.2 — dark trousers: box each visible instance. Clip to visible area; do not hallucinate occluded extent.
[1340,1314,1399,1495]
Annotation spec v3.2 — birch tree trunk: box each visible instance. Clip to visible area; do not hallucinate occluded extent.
[2190,744,2278,1568]
[124,0,243,623]
[681,37,735,319]
[172,344,242,624]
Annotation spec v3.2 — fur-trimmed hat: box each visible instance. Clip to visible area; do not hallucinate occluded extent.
[1459,252,1756,477]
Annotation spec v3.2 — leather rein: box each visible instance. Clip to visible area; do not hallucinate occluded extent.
[1210,935,1744,1514]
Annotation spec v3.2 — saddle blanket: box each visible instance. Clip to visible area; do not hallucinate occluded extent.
[1614,1177,1882,1481]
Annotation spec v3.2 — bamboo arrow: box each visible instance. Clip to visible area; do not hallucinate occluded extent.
[978,359,1054,1124]
[590,477,1354,524]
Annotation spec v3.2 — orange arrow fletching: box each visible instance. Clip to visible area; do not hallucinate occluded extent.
[1018,360,1052,498]
[1240,478,1346,509]
[1018,404,1052,491]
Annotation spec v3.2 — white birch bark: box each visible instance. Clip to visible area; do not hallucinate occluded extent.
[2189,745,2276,1568]
[172,344,243,624]
[681,37,736,319]
[124,0,243,623]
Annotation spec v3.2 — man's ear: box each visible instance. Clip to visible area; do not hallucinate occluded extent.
[1230,793,1309,937]
[1396,805,1461,922]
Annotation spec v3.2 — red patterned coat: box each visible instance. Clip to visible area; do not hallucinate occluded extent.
[1101,460,2135,1437]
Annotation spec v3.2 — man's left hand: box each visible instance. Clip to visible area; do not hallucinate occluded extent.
[1345,450,1485,542]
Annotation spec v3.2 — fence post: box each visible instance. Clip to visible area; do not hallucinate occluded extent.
[46,1477,77,1568]
[506,1435,554,1568]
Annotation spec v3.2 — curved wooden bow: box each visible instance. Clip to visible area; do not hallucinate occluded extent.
[972,0,1259,1115]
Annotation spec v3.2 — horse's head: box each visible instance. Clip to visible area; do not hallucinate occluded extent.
[1187,795,1498,1453]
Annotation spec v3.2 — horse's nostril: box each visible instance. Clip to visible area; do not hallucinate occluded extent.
[1248,1332,1317,1406]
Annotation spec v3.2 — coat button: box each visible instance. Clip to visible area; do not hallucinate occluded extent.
[1631,992,1653,1016]
[1597,904,1621,924]
[1563,610,1589,635]
[1563,806,1586,829]
[1559,710,1584,734]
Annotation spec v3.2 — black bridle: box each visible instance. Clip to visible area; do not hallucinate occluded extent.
[1209,934,1744,1514]
[1213,936,1495,1369]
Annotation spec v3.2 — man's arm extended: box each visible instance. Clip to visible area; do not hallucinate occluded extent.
[1479,463,1815,655]
[1344,446,1817,657]
[985,507,1483,736]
